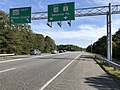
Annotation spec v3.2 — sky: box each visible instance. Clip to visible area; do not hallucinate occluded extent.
[1,0,120,48]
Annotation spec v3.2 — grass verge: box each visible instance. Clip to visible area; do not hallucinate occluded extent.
[95,59,120,86]
[84,52,120,86]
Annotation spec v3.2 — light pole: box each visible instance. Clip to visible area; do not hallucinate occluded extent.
[82,36,92,53]
[91,37,92,53]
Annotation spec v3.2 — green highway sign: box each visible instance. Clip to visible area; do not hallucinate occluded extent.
[10,7,31,24]
[48,2,75,22]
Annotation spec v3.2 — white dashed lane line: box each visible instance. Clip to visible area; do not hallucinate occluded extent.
[0,53,66,64]
[39,52,84,90]
[0,68,16,74]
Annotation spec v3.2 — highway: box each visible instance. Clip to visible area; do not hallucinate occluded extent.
[0,52,119,90]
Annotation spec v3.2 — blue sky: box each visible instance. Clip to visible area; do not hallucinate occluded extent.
[1,0,120,48]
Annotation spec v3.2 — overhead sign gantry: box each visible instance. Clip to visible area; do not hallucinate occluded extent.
[32,3,120,61]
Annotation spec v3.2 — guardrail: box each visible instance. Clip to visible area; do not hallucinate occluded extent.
[0,53,15,57]
[95,55,120,70]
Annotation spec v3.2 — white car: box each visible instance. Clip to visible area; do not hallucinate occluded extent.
[30,49,41,55]
[51,50,58,54]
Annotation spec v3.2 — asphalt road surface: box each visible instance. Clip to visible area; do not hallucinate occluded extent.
[0,52,119,90]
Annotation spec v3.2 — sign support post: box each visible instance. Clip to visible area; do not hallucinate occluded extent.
[107,3,112,61]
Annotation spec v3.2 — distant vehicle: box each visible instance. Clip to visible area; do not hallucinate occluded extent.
[51,50,58,54]
[30,49,41,55]
[59,50,63,53]
[63,50,67,52]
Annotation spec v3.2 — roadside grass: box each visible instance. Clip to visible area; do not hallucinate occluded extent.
[96,59,120,86]
[113,58,120,64]
[85,52,120,86]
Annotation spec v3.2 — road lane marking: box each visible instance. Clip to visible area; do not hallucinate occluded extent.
[0,68,16,73]
[0,53,66,64]
[39,51,84,90]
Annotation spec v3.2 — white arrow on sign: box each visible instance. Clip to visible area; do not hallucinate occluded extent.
[50,17,53,20]
[64,16,68,19]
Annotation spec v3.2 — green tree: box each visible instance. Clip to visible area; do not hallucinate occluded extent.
[86,36,107,56]
[86,28,120,59]
[44,36,56,53]
[112,29,120,59]
[34,34,45,52]
[57,44,82,51]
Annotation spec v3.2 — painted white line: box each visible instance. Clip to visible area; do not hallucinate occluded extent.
[39,51,84,90]
[0,68,16,73]
[0,53,66,64]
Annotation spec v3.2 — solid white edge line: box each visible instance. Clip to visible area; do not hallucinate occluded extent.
[0,68,16,73]
[39,51,84,90]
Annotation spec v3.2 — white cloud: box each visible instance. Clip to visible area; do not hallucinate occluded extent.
[0,0,8,5]
[31,10,120,47]
[111,15,120,34]
[90,0,120,5]
[38,1,47,10]
[78,24,106,39]
[32,22,106,43]
[31,1,47,12]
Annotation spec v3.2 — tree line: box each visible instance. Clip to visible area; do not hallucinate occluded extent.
[0,28,57,54]
[57,44,83,51]
[86,28,120,59]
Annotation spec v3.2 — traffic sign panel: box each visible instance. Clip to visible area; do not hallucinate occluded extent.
[48,2,75,22]
[10,7,31,24]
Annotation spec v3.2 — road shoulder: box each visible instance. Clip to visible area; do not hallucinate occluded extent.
[43,52,120,90]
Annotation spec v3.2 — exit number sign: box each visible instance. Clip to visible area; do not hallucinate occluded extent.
[48,2,75,22]
[10,7,31,24]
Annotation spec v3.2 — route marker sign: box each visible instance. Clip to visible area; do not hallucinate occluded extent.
[10,7,31,24]
[48,2,75,22]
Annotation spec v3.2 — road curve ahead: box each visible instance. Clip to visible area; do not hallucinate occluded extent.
[0,52,82,90]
